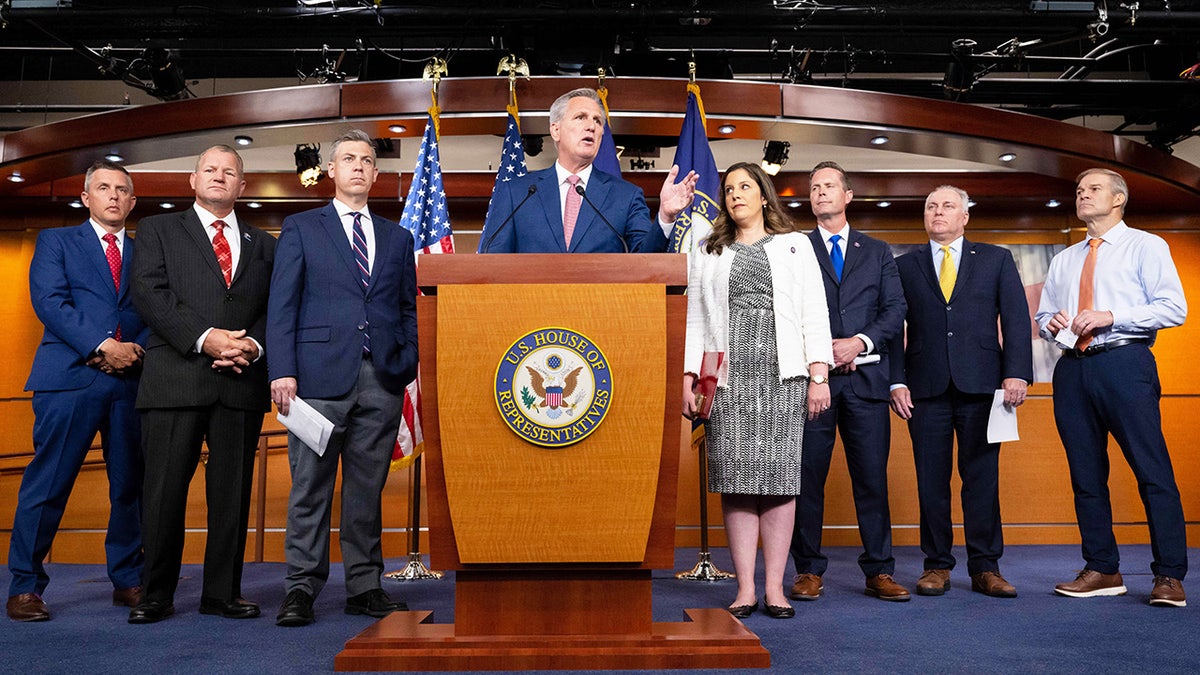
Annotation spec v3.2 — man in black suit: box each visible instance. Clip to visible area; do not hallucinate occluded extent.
[890,185,1032,598]
[790,162,909,602]
[129,145,276,623]
[268,130,418,626]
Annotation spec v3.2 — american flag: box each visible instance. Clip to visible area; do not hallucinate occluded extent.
[392,113,454,471]
[483,111,528,227]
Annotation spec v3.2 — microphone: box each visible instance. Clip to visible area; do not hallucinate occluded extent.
[479,183,538,253]
[573,183,628,253]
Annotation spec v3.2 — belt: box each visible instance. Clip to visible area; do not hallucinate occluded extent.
[1064,337,1147,358]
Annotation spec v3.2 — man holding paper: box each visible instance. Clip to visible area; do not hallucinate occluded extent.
[1036,168,1187,607]
[889,185,1032,598]
[789,162,909,603]
[267,130,419,626]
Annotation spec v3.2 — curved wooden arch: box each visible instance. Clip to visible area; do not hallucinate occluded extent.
[2,76,1197,210]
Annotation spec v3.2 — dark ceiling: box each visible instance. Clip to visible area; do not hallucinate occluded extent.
[2,1,1199,148]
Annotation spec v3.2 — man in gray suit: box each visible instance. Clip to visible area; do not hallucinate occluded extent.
[129,145,275,623]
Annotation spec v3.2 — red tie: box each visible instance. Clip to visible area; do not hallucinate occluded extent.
[563,174,582,250]
[103,232,123,341]
[1076,237,1103,351]
[212,220,233,287]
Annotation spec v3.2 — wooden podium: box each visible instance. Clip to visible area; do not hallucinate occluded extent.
[336,254,769,671]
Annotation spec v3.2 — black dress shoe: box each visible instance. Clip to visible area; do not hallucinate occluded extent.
[727,601,758,619]
[199,596,261,619]
[128,600,174,624]
[345,589,406,618]
[276,589,315,627]
[762,600,795,619]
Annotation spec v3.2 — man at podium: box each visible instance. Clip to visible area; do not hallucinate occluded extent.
[478,88,698,253]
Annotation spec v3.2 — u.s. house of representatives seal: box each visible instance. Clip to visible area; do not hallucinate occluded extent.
[494,327,613,448]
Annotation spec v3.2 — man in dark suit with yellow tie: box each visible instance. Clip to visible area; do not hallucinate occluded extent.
[128,145,276,623]
[889,185,1032,598]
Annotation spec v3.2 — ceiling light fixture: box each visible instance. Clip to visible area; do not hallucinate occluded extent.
[870,135,889,146]
[761,140,791,176]
[1046,199,1061,208]
[387,124,407,134]
[877,201,892,208]
[105,153,124,163]
[7,172,25,183]
[159,202,175,209]
[999,152,1017,162]
[246,201,263,209]
[294,143,324,187]
[68,200,84,208]
[787,201,801,208]
[718,124,736,134]
[235,135,253,146]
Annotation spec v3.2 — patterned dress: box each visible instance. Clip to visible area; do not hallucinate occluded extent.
[706,236,808,496]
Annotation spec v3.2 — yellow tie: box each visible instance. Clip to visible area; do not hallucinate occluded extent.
[938,245,956,302]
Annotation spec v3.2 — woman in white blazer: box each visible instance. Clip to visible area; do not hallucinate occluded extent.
[683,162,833,619]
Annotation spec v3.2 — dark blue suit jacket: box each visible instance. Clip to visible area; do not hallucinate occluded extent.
[890,239,1033,398]
[478,166,668,253]
[26,221,148,392]
[267,202,418,398]
[808,228,906,401]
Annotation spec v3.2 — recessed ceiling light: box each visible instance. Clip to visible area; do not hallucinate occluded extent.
[718,124,736,134]
[7,172,25,183]
[968,200,977,208]
[159,202,175,209]
[235,135,253,146]
[105,153,124,162]
[787,201,801,208]
[388,124,407,133]
[998,152,1017,162]
[870,135,889,145]
[877,201,891,208]
[1046,199,1061,208]
[68,200,83,208]
[246,201,262,209]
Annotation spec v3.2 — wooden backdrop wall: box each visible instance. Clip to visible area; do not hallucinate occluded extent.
[1,209,1197,566]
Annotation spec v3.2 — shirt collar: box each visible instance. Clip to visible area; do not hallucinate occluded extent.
[929,235,963,256]
[818,222,850,245]
[1088,220,1127,246]
[88,219,125,243]
[333,198,371,223]
[193,203,239,232]
[555,162,593,188]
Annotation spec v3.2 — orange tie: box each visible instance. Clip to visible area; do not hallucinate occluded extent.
[1076,238,1102,351]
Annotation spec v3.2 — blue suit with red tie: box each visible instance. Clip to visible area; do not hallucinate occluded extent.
[9,221,147,599]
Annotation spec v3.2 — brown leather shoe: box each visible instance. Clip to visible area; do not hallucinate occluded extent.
[7,593,50,622]
[1149,576,1186,607]
[865,574,911,602]
[971,570,1017,598]
[789,573,823,601]
[112,585,143,608]
[916,569,951,596]
[1054,570,1126,598]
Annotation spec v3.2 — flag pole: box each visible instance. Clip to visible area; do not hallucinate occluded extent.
[385,454,443,581]
[676,425,733,581]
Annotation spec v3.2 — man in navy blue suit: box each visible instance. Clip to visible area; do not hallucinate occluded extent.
[890,185,1033,599]
[7,161,147,622]
[790,162,909,603]
[478,87,698,253]
[268,130,418,627]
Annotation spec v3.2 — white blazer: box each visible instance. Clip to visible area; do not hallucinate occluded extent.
[684,230,834,385]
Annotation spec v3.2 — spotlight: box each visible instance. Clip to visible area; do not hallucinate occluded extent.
[998,152,1017,162]
[521,135,544,157]
[870,135,889,146]
[105,153,124,163]
[234,135,253,146]
[294,143,324,187]
[387,124,407,134]
[7,172,25,183]
[140,47,190,101]
[718,124,736,134]
[761,141,790,176]
[943,38,977,101]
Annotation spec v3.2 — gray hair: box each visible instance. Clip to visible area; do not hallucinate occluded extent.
[928,184,971,214]
[549,88,604,125]
[84,160,132,192]
[329,129,377,163]
[1076,168,1129,211]
[195,145,245,176]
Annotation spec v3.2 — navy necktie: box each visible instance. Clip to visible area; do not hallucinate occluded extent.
[351,212,371,355]
[829,234,844,281]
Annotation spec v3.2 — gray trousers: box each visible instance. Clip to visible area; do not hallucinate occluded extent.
[284,359,404,598]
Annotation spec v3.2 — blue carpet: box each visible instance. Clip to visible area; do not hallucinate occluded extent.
[2,545,1196,674]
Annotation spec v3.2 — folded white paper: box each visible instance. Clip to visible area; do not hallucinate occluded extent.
[986,389,1020,443]
[277,396,334,457]
[1054,316,1080,350]
[853,354,881,366]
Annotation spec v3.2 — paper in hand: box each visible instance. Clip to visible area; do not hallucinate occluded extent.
[277,396,334,456]
[986,389,1020,443]
[1054,315,1080,350]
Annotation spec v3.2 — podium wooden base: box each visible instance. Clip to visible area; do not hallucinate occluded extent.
[334,608,771,671]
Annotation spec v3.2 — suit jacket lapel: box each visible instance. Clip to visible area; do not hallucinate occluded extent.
[808,230,838,285]
[318,204,362,291]
[230,225,254,286]
[568,170,610,252]
[120,235,134,303]
[952,238,977,300]
[535,168,566,252]
[76,222,118,299]
[917,245,942,301]
[841,230,866,281]
[369,215,394,296]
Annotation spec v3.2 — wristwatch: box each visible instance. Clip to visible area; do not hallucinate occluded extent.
[810,375,829,385]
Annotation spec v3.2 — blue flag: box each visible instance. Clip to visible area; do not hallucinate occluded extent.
[399,114,454,254]
[593,121,622,177]
[483,112,529,228]
[668,88,721,254]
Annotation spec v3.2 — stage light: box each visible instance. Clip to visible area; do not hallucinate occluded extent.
[295,143,324,187]
[943,39,977,101]
[141,47,190,101]
[761,141,790,176]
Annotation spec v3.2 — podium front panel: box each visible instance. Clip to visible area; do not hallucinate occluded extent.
[436,283,666,563]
